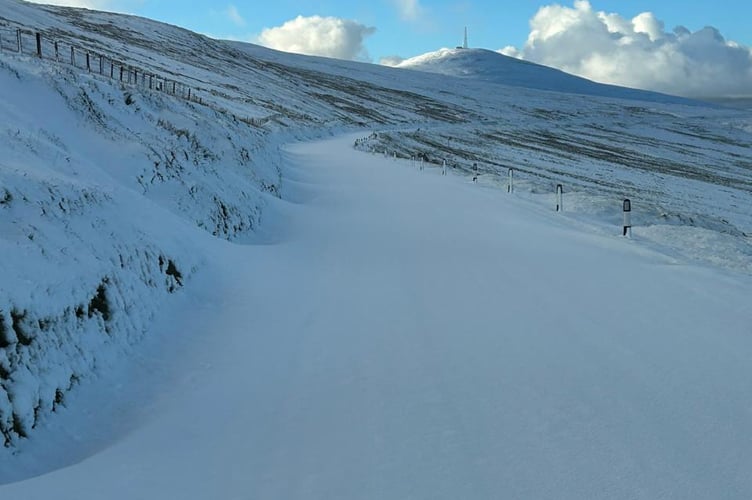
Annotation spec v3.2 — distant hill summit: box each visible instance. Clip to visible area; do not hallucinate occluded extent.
[396,47,694,105]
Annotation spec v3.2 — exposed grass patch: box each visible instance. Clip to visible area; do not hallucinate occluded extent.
[12,413,27,439]
[159,255,184,292]
[10,309,33,346]
[0,189,12,206]
[166,259,182,285]
[0,313,9,348]
[88,279,111,322]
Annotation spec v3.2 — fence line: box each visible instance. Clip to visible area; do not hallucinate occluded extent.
[0,23,203,105]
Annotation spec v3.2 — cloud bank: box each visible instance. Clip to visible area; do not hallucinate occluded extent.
[257,15,375,61]
[501,0,752,97]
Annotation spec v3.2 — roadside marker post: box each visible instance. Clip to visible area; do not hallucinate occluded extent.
[623,199,632,237]
[508,168,514,193]
[556,184,563,212]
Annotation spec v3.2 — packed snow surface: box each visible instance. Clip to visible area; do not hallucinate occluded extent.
[1,136,750,499]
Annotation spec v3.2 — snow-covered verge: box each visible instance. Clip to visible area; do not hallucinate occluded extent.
[356,105,752,274]
[0,53,266,444]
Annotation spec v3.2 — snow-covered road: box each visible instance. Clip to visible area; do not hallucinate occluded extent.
[2,136,752,499]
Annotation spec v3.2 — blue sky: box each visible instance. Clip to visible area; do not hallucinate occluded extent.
[30,0,752,96]
[116,1,751,63]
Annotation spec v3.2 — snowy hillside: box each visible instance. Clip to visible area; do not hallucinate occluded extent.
[395,47,696,104]
[0,0,751,495]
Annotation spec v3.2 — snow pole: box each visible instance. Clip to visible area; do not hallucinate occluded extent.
[556,184,563,212]
[394,152,397,161]
[442,159,447,176]
[420,157,424,171]
[623,199,632,237]
[508,168,514,193]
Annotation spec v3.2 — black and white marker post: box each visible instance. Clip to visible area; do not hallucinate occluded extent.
[508,168,514,193]
[556,184,563,212]
[442,159,447,176]
[623,199,632,237]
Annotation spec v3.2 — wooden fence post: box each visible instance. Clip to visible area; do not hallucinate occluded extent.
[99,55,103,75]
[172,81,176,94]
[149,74,153,89]
[54,41,59,61]
[70,46,74,66]
[35,33,41,58]
[17,29,21,53]
[110,61,114,78]
[119,66,123,82]
[86,52,90,71]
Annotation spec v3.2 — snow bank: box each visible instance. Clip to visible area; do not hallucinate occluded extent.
[0,50,281,443]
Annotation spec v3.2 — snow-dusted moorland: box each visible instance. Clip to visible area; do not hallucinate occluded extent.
[0,0,751,497]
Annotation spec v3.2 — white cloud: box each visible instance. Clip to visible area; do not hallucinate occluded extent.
[380,55,405,67]
[226,5,246,27]
[504,0,752,97]
[257,15,375,61]
[392,0,424,22]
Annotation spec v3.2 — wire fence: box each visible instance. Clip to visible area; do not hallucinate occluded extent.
[0,23,203,105]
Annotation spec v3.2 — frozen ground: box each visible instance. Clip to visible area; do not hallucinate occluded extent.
[1,136,751,499]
